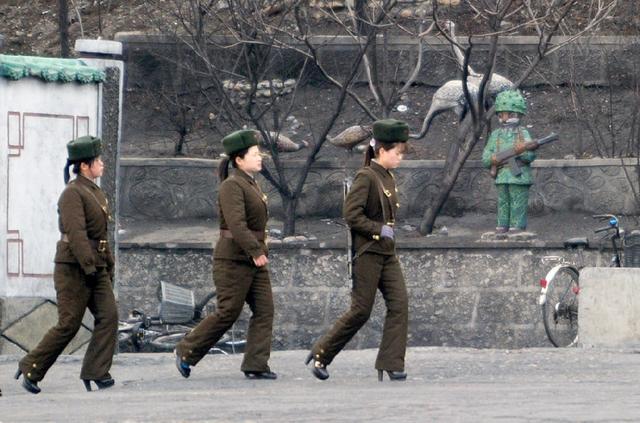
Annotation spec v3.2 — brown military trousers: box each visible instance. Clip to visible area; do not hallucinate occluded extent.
[312,252,408,371]
[19,265,118,381]
[176,259,274,372]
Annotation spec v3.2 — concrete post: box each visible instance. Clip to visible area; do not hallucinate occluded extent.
[579,267,640,348]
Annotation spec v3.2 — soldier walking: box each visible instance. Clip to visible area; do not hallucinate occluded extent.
[175,129,276,380]
[15,136,118,394]
[482,90,536,234]
[306,119,410,382]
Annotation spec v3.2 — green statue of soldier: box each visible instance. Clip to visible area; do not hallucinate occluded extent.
[482,90,535,234]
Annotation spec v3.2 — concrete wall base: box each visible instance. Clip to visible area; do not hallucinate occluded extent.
[0,297,94,355]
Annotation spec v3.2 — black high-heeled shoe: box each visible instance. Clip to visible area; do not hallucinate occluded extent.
[304,352,329,380]
[175,350,191,378]
[244,371,278,380]
[82,378,115,392]
[14,369,41,394]
[378,369,407,382]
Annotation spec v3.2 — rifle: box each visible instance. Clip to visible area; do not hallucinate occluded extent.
[343,176,354,279]
[490,132,559,178]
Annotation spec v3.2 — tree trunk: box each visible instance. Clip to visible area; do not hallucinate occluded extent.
[58,0,70,57]
[419,184,452,235]
[354,0,367,35]
[174,131,186,156]
[282,196,298,236]
[419,143,469,234]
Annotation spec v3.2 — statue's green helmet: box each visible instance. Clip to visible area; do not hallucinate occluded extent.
[494,90,527,115]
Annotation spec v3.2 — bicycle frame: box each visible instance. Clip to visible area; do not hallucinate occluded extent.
[539,214,624,347]
[609,232,622,267]
[118,283,246,354]
[539,263,580,306]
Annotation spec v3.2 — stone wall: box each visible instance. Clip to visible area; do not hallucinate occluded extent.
[116,34,640,89]
[119,158,640,221]
[117,242,611,350]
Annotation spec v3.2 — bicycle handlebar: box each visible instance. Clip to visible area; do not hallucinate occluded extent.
[195,291,217,312]
[595,226,613,233]
[592,214,620,232]
[592,214,616,220]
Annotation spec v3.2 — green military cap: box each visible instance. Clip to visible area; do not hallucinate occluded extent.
[222,129,261,155]
[372,119,409,143]
[67,135,102,161]
[495,90,527,115]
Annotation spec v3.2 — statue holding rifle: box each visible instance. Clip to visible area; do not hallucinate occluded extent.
[482,90,558,238]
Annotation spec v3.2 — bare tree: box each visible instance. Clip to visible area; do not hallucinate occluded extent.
[136,0,617,235]
[343,1,433,119]
[128,40,209,156]
[58,0,70,57]
[144,0,400,235]
[418,0,618,234]
[563,36,640,211]
[566,44,639,159]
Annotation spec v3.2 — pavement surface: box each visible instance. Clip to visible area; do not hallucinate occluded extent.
[118,212,636,248]
[1,347,640,422]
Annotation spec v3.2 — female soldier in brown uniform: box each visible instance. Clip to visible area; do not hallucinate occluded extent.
[306,119,410,382]
[15,136,118,394]
[175,129,276,380]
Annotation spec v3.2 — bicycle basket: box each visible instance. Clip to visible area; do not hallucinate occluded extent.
[624,230,640,267]
[159,282,195,324]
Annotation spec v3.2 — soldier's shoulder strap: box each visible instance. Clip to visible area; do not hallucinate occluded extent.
[360,166,390,226]
[73,182,110,219]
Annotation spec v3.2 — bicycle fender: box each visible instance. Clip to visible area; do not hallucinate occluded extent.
[539,264,578,305]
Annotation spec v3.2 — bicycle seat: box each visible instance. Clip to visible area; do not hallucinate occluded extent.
[564,237,589,249]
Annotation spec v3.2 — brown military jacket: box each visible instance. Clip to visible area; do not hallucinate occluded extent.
[344,160,399,256]
[54,175,114,275]
[214,170,268,262]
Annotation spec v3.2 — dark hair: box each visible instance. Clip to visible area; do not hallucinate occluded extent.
[217,146,251,181]
[63,157,96,184]
[363,141,405,166]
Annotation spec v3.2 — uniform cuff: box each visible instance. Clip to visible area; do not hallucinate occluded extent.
[247,246,264,259]
[372,222,384,240]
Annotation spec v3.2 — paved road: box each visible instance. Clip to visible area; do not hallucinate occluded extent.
[1,347,639,422]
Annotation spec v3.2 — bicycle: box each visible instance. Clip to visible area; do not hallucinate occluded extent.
[118,281,246,354]
[538,214,623,347]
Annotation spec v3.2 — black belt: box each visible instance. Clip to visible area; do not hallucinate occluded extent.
[61,234,108,252]
[220,229,266,241]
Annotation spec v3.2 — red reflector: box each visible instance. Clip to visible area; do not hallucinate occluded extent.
[572,286,580,294]
[539,279,547,288]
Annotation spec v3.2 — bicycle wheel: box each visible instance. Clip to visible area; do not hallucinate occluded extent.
[541,266,580,347]
[150,332,186,352]
[149,332,244,354]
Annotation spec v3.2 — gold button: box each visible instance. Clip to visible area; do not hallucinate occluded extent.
[373,234,380,241]
[27,372,31,377]
[32,363,36,368]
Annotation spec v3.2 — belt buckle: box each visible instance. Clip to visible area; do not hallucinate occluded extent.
[98,240,107,252]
